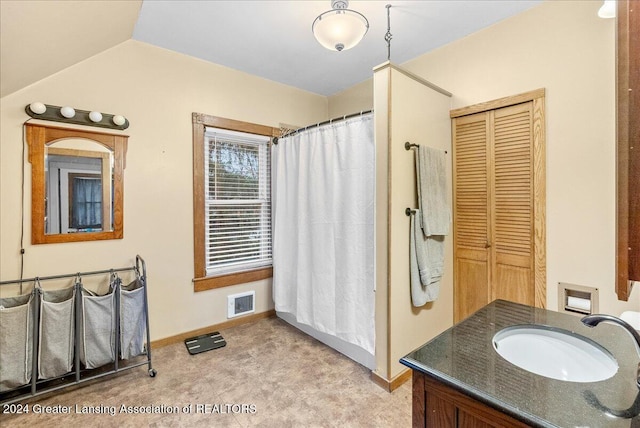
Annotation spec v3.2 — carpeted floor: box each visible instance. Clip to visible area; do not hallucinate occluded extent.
[0,316,412,427]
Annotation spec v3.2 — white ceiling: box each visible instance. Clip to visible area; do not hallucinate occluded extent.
[132,0,542,96]
[1,0,542,99]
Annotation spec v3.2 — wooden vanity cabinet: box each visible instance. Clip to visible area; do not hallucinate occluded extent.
[412,371,531,428]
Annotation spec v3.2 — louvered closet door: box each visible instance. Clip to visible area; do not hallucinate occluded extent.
[453,112,491,322]
[453,101,538,322]
[491,103,534,306]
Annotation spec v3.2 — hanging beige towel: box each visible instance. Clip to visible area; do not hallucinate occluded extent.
[416,146,450,236]
[410,210,444,306]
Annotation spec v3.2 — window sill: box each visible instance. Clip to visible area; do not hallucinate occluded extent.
[193,267,273,292]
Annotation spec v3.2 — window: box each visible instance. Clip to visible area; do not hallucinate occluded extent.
[205,128,271,274]
[192,113,276,291]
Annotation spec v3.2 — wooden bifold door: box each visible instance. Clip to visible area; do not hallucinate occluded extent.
[452,90,546,322]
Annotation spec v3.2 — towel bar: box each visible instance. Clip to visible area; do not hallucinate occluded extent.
[404,141,447,154]
[406,208,416,216]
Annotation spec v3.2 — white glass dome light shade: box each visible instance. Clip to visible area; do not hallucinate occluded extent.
[112,115,126,126]
[313,9,369,52]
[89,111,103,122]
[60,106,76,118]
[29,102,47,115]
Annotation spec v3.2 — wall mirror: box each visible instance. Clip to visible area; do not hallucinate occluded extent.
[26,123,128,244]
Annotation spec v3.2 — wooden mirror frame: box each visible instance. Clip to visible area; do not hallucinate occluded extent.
[616,0,639,300]
[26,123,128,244]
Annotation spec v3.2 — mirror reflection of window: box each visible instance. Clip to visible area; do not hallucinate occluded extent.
[45,153,107,234]
[69,174,102,231]
[45,144,112,235]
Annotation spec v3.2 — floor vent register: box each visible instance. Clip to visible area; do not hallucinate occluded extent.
[184,331,227,355]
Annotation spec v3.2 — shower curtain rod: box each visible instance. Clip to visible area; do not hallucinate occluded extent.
[275,109,373,142]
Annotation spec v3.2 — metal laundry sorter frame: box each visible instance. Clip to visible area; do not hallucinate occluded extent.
[0,255,155,405]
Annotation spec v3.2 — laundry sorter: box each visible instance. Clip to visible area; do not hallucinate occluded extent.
[0,255,155,404]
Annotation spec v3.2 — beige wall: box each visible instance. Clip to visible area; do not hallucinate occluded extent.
[401,0,639,315]
[328,79,373,119]
[373,64,454,381]
[0,40,328,341]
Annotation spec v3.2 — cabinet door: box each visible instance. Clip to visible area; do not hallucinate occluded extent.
[491,102,535,306]
[453,112,491,322]
[414,372,533,428]
[426,389,457,427]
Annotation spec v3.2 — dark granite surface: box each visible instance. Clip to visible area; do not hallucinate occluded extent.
[400,300,640,428]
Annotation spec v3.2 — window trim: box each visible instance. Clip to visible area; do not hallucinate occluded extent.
[192,113,277,292]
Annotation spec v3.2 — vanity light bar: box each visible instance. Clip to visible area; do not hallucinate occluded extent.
[25,102,129,130]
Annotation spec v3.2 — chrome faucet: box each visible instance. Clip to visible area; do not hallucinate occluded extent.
[581,314,640,389]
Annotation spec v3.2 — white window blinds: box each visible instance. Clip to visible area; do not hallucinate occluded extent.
[204,127,271,276]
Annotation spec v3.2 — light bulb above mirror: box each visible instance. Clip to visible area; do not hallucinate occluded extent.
[112,115,126,126]
[89,111,103,122]
[60,106,76,118]
[29,102,47,115]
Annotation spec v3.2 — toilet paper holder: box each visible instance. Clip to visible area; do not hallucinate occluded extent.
[558,282,599,316]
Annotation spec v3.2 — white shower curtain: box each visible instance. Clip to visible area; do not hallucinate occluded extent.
[272,113,375,355]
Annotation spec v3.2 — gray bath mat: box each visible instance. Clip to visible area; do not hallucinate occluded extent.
[184,332,226,355]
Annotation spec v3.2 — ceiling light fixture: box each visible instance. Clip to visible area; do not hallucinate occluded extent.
[312,0,369,52]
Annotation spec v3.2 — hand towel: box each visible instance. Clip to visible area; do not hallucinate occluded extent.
[416,146,450,236]
[410,209,444,306]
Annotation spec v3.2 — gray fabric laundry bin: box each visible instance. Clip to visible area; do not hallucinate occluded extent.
[0,292,35,392]
[38,287,75,379]
[120,279,147,360]
[79,287,116,369]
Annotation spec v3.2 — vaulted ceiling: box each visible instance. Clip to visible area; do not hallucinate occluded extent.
[0,0,142,98]
[1,0,542,98]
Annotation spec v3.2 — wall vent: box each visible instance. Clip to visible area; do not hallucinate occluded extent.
[227,291,255,318]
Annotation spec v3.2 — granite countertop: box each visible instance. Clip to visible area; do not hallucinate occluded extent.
[400,300,640,428]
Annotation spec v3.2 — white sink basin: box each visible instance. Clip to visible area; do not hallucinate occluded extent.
[493,325,618,382]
